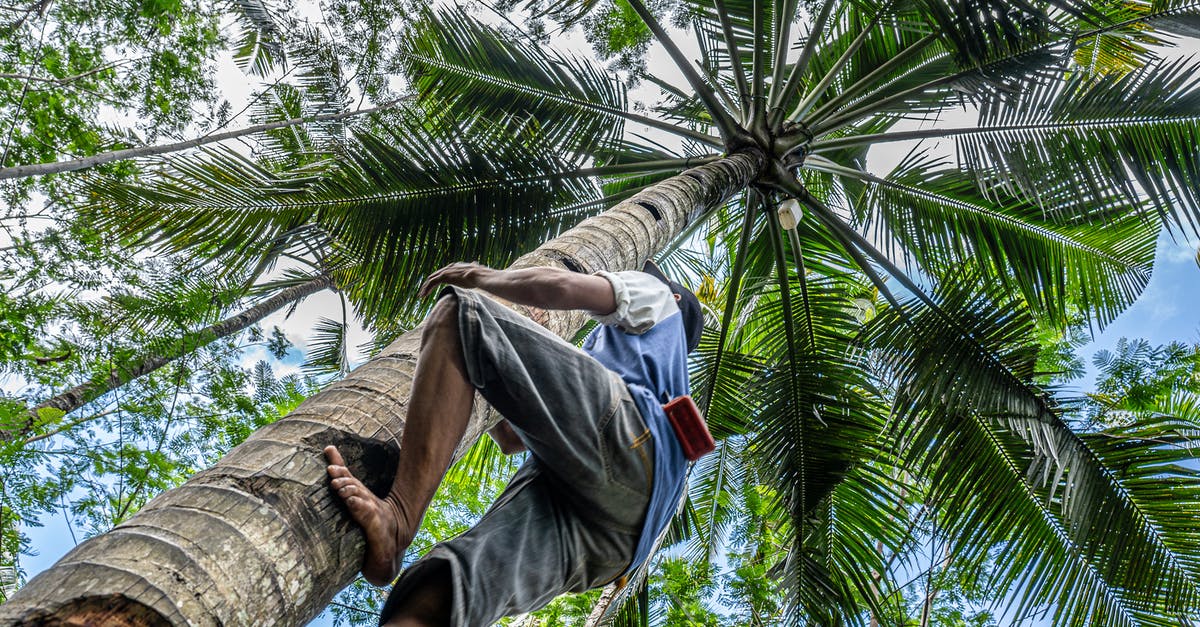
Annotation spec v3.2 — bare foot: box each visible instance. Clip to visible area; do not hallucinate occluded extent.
[324,445,413,586]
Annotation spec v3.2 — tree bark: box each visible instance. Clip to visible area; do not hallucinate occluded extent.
[0,149,763,626]
[0,103,401,181]
[585,582,622,626]
[12,275,333,442]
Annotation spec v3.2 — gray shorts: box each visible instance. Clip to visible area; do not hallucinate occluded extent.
[379,287,655,626]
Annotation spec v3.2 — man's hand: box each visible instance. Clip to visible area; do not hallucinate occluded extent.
[419,262,494,298]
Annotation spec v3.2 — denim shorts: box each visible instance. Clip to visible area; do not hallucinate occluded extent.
[378,287,655,626]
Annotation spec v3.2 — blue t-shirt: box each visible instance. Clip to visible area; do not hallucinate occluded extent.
[583,271,690,573]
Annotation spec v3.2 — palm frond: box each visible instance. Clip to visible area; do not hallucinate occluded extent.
[82,146,328,278]
[676,0,774,112]
[685,438,747,562]
[959,57,1200,236]
[819,151,1156,327]
[868,276,1200,624]
[912,0,1102,65]
[399,6,633,162]
[303,315,349,378]
[229,0,289,77]
[316,120,603,327]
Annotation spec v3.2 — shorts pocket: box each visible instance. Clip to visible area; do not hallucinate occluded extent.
[599,393,655,497]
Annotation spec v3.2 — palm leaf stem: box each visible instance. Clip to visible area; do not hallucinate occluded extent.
[789,178,981,330]
[750,0,767,131]
[700,196,756,416]
[576,155,722,177]
[760,189,808,518]
[809,116,1200,151]
[1088,1,1200,40]
[766,0,800,121]
[809,65,978,137]
[799,187,906,313]
[825,214,907,318]
[693,51,744,117]
[771,0,836,130]
[642,68,739,125]
[800,33,939,134]
[624,0,743,142]
[641,70,691,102]
[801,155,1139,269]
[713,0,752,115]
[785,224,816,345]
[704,439,733,561]
[790,4,891,122]
[689,18,740,118]
[400,51,725,149]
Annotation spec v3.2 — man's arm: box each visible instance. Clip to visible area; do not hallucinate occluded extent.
[421,262,613,456]
[418,262,617,315]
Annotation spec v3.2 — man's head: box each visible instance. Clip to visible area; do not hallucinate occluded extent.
[642,260,704,353]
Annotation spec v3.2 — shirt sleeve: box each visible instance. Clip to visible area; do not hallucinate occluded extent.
[589,270,678,334]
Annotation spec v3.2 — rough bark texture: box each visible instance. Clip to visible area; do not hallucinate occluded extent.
[12,276,334,443]
[585,583,621,626]
[0,150,763,626]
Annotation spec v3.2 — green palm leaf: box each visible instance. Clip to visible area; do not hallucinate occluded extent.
[869,276,1200,624]
[399,6,633,161]
[308,119,606,327]
[826,151,1157,326]
[958,57,1200,235]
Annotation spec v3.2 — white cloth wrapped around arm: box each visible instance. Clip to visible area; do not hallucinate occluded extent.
[589,271,678,333]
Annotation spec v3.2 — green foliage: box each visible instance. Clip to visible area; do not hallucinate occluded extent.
[582,0,655,74]
[654,558,721,625]
[0,207,321,592]
[1087,338,1200,426]
[0,0,223,203]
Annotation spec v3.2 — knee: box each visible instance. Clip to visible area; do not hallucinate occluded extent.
[423,294,459,341]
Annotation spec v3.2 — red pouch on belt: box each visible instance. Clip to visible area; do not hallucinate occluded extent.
[663,395,715,461]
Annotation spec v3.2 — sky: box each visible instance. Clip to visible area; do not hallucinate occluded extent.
[10,3,1200,626]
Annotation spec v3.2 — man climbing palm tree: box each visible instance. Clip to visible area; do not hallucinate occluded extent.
[324,259,705,626]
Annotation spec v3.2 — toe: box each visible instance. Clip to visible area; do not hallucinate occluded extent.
[324,445,346,466]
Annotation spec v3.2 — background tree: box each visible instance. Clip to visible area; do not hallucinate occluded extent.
[0,0,415,609]
[0,233,321,600]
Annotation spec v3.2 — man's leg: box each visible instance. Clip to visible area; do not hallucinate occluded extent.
[325,293,474,586]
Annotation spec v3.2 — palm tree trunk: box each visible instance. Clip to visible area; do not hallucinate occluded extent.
[0,103,401,181]
[0,149,764,626]
[585,583,622,626]
[10,275,333,442]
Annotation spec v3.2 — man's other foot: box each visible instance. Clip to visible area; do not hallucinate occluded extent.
[324,445,413,586]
